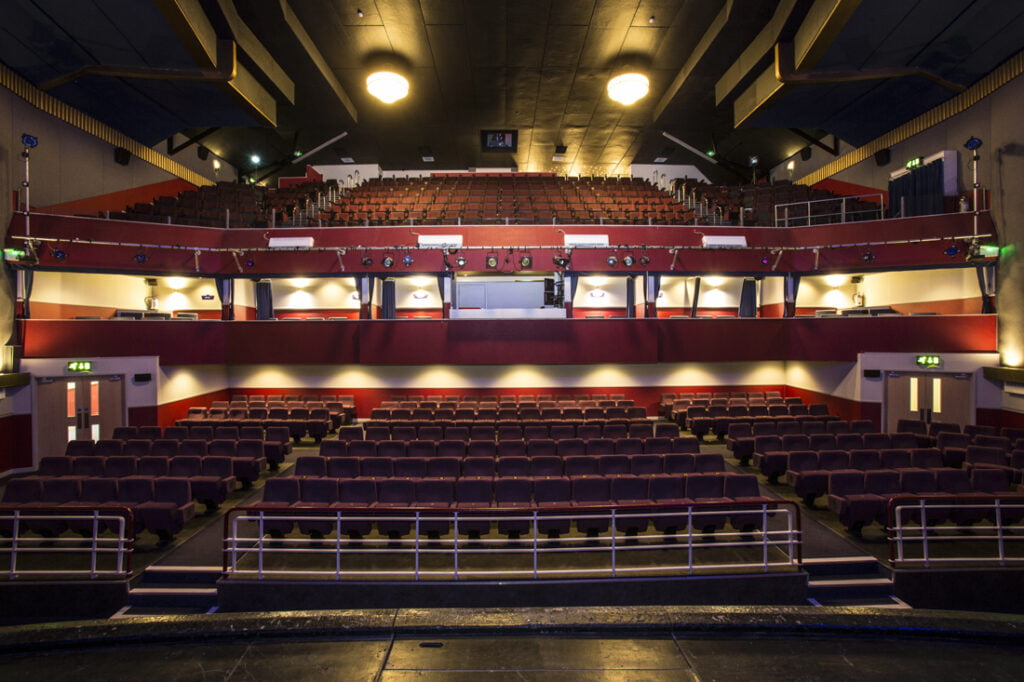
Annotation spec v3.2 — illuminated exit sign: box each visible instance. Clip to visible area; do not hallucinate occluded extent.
[67,361,93,373]
[915,355,941,368]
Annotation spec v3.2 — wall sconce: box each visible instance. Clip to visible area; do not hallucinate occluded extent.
[485,252,499,269]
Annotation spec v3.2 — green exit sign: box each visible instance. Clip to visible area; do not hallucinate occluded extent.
[915,355,941,368]
[905,157,924,169]
[67,361,93,373]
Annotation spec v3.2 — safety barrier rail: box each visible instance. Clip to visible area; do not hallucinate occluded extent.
[888,495,1024,567]
[773,193,885,227]
[0,505,134,578]
[223,500,801,581]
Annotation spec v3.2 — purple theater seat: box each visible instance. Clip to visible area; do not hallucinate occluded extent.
[326,457,360,479]
[347,440,376,459]
[364,426,391,442]
[848,449,881,471]
[426,456,461,479]
[641,437,671,456]
[103,456,137,478]
[910,448,944,469]
[258,478,300,535]
[496,440,527,458]
[970,468,1024,524]
[685,473,729,532]
[614,438,644,455]
[534,477,572,536]
[359,457,392,478]
[936,432,971,468]
[879,448,913,470]
[826,471,877,533]
[530,455,563,477]
[597,454,631,476]
[137,477,195,544]
[337,426,364,442]
[602,423,628,440]
[571,476,612,534]
[391,425,417,442]
[179,439,209,457]
[320,441,348,458]
[189,426,214,442]
[694,453,725,473]
[377,440,406,459]
[790,450,850,507]
[454,477,494,535]
[496,456,530,478]
[611,476,652,534]
[576,423,602,441]
[294,455,327,477]
[458,456,492,478]
[556,438,586,457]
[94,440,124,458]
[121,439,151,458]
[407,440,437,459]
[137,456,169,477]
[231,439,267,488]
[527,439,557,458]
[724,473,772,532]
[648,476,692,534]
[37,456,72,478]
[630,454,663,476]
[662,453,695,475]
[150,439,179,459]
[894,469,946,525]
[295,478,340,537]
[467,440,497,458]
[548,424,575,441]
[964,445,1013,476]
[112,426,137,441]
[494,478,533,536]
[414,478,454,536]
[562,455,598,477]
[72,456,106,478]
[163,426,188,442]
[214,426,240,440]
[65,440,95,458]
[418,425,444,442]
[334,479,376,538]
[585,438,614,456]
[393,457,426,477]
[375,479,415,537]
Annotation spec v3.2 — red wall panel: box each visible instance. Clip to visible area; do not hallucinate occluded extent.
[0,414,33,473]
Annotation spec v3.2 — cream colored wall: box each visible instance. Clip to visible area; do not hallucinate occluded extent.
[656,276,691,308]
[395,276,441,309]
[698,276,742,308]
[152,276,221,312]
[271,276,361,310]
[860,268,978,307]
[32,272,149,309]
[574,275,628,308]
[796,275,859,309]
[159,365,230,404]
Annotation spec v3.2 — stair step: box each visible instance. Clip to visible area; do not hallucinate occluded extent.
[139,565,222,585]
[128,586,218,608]
[802,556,887,577]
[808,577,895,600]
[809,595,911,609]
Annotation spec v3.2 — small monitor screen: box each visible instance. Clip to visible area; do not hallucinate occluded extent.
[481,130,517,152]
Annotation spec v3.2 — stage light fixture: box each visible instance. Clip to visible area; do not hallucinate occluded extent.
[402,251,414,267]
[21,134,38,148]
[638,253,651,266]
[518,254,533,269]
[606,254,618,267]
[250,154,261,165]
[455,254,467,268]
[133,252,148,264]
[760,253,771,265]
[861,250,875,263]
[964,137,983,151]
[381,254,395,268]
[944,243,960,257]
[52,247,67,261]
[485,252,499,269]
[553,253,571,268]
[244,257,256,268]
[622,254,635,267]
[361,255,374,267]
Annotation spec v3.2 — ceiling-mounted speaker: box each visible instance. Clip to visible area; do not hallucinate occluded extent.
[114,147,131,166]
[197,145,209,160]
[874,148,891,166]
[799,147,812,161]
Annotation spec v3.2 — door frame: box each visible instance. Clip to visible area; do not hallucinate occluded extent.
[882,370,975,431]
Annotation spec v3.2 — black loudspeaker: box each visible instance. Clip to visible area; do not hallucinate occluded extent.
[863,369,882,378]
[197,145,209,160]
[114,147,131,166]
[133,373,152,383]
[874,148,891,166]
[799,147,812,161]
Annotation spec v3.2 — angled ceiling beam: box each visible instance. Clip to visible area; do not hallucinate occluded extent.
[216,0,295,104]
[155,0,278,126]
[789,128,839,156]
[279,0,358,124]
[732,0,861,127]
[653,0,734,121]
[715,0,799,106]
[167,127,221,156]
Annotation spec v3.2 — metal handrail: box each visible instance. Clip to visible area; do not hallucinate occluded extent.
[887,494,1024,567]
[773,193,886,227]
[0,505,134,578]
[222,500,801,581]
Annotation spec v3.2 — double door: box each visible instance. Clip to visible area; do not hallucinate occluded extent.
[36,375,125,458]
[884,372,972,430]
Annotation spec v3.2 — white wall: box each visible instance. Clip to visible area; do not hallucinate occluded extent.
[573,275,628,309]
[159,365,230,404]
[271,276,361,311]
[861,268,978,307]
[32,272,150,310]
[697,276,741,309]
[153,276,221,313]
[395,276,441,309]
[796,274,859,310]
[657,276,692,309]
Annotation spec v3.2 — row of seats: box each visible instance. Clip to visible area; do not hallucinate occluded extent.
[2,475,199,543]
[295,452,725,480]
[338,423,682,443]
[674,403,833,430]
[111,425,292,449]
[827,467,1023,535]
[61,440,267,485]
[753,433,922,481]
[176,414,333,442]
[319,437,701,459]
[368,406,645,421]
[384,393,628,405]
[727,420,877,464]
[257,472,768,538]
[69,433,288,470]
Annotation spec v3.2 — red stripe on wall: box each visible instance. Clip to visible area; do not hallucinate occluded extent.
[36,179,197,216]
[156,389,233,428]
[784,386,882,429]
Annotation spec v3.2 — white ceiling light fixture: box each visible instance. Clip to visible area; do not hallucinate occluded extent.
[607,72,649,105]
[367,71,409,104]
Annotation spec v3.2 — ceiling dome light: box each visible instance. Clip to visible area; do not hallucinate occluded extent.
[607,72,649,105]
[367,71,409,104]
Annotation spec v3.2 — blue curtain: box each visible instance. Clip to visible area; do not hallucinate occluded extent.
[381,279,396,319]
[255,280,274,320]
[738,278,757,317]
[889,159,944,217]
[625,276,635,318]
[215,276,234,320]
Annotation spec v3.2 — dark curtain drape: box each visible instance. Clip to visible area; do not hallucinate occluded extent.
[888,159,944,218]
[21,269,33,319]
[381,279,396,319]
[784,275,801,317]
[690,277,701,318]
[254,280,274,320]
[625,276,636,318]
[738,278,757,318]
[215,276,234,320]
[977,264,996,314]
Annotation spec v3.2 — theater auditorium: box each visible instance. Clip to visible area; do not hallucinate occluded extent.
[1,0,1024,677]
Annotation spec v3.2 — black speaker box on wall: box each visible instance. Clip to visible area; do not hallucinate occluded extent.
[874,148,891,166]
[799,147,812,161]
[863,369,882,378]
[114,147,131,166]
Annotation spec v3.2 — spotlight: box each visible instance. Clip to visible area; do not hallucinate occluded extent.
[361,255,374,267]
[21,134,38,148]
[382,254,395,268]
[606,254,618,267]
[133,252,148,264]
[861,250,875,263]
[622,254,635,267]
[455,255,467,268]
[52,247,67,261]
[518,255,533,269]
[638,253,651,266]
[553,254,571,268]
[245,257,256,268]
[748,155,759,166]
[402,252,414,267]
[964,137,983,151]
[760,253,771,265]
[250,154,261,165]
[485,253,499,270]
[944,243,960,257]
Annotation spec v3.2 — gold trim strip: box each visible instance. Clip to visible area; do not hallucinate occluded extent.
[0,62,215,187]
[798,50,1024,186]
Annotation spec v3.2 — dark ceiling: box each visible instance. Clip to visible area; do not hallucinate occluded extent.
[0,0,1021,184]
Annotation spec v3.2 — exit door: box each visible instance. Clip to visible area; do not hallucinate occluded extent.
[35,376,125,458]
[884,372,973,431]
